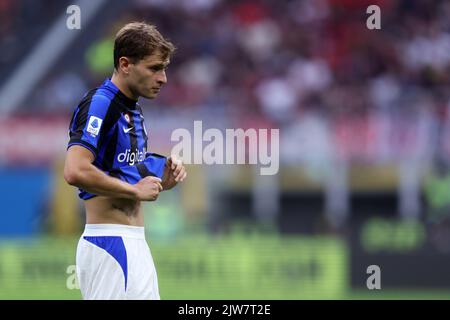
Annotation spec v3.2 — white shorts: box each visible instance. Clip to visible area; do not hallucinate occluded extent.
[76,224,160,300]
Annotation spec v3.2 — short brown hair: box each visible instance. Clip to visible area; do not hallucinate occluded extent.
[113,22,175,69]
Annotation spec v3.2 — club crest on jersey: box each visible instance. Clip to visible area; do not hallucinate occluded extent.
[124,113,131,123]
[86,116,103,137]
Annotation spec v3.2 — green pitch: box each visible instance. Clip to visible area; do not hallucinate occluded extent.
[0,234,447,300]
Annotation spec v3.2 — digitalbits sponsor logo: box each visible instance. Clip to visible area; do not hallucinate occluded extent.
[171,121,279,175]
[117,148,147,165]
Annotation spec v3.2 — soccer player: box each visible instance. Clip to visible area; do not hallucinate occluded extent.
[64,22,186,300]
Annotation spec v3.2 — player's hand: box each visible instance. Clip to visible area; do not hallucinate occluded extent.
[161,156,187,190]
[134,176,163,201]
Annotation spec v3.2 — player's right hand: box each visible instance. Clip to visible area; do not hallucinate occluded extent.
[134,176,163,201]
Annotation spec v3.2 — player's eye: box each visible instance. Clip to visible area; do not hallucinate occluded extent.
[149,65,165,72]
[149,64,169,72]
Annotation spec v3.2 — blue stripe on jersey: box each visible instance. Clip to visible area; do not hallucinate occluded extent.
[83,236,128,291]
[111,153,167,184]
[80,94,112,150]
[143,153,167,178]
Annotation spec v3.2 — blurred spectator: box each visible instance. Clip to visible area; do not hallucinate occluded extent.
[2,0,450,166]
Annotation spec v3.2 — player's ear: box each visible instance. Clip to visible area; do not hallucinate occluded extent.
[118,56,132,75]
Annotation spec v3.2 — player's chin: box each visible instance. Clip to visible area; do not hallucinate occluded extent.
[141,91,157,99]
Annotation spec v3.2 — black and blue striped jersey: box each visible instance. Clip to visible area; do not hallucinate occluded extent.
[67,78,166,200]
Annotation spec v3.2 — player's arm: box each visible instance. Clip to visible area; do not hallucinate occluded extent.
[64,145,162,201]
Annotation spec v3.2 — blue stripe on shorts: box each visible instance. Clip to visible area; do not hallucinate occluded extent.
[83,236,128,290]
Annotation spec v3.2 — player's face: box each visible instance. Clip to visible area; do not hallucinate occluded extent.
[128,50,169,99]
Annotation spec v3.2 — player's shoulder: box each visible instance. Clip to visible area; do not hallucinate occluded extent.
[78,87,109,106]
[76,86,120,115]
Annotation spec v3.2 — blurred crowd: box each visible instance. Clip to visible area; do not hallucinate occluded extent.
[0,0,70,83]
[1,0,450,237]
[2,0,450,165]
[123,0,450,165]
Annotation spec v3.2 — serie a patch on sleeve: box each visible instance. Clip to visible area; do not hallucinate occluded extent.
[87,115,103,137]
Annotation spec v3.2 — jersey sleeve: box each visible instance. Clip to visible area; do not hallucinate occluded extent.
[67,94,113,159]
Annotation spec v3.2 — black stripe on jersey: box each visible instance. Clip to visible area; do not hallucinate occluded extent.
[97,104,121,151]
[99,90,134,169]
[69,106,80,132]
[136,106,148,145]
[128,114,148,178]
[70,89,96,135]
[101,126,119,169]
[136,163,157,177]
[109,170,121,179]
[68,89,99,155]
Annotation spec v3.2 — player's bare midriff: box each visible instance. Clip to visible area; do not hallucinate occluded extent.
[84,196,144,226]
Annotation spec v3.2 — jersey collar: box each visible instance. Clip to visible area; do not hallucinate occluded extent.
[103,78,138,109]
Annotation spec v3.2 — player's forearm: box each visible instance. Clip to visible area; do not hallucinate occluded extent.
[66,164,138,200]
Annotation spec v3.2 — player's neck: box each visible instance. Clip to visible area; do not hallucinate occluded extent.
[111,73,138,101]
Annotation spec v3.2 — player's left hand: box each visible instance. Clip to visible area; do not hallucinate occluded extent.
[161,155,187,190]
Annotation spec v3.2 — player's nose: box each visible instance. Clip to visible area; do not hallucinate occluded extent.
[156,70,167,85]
